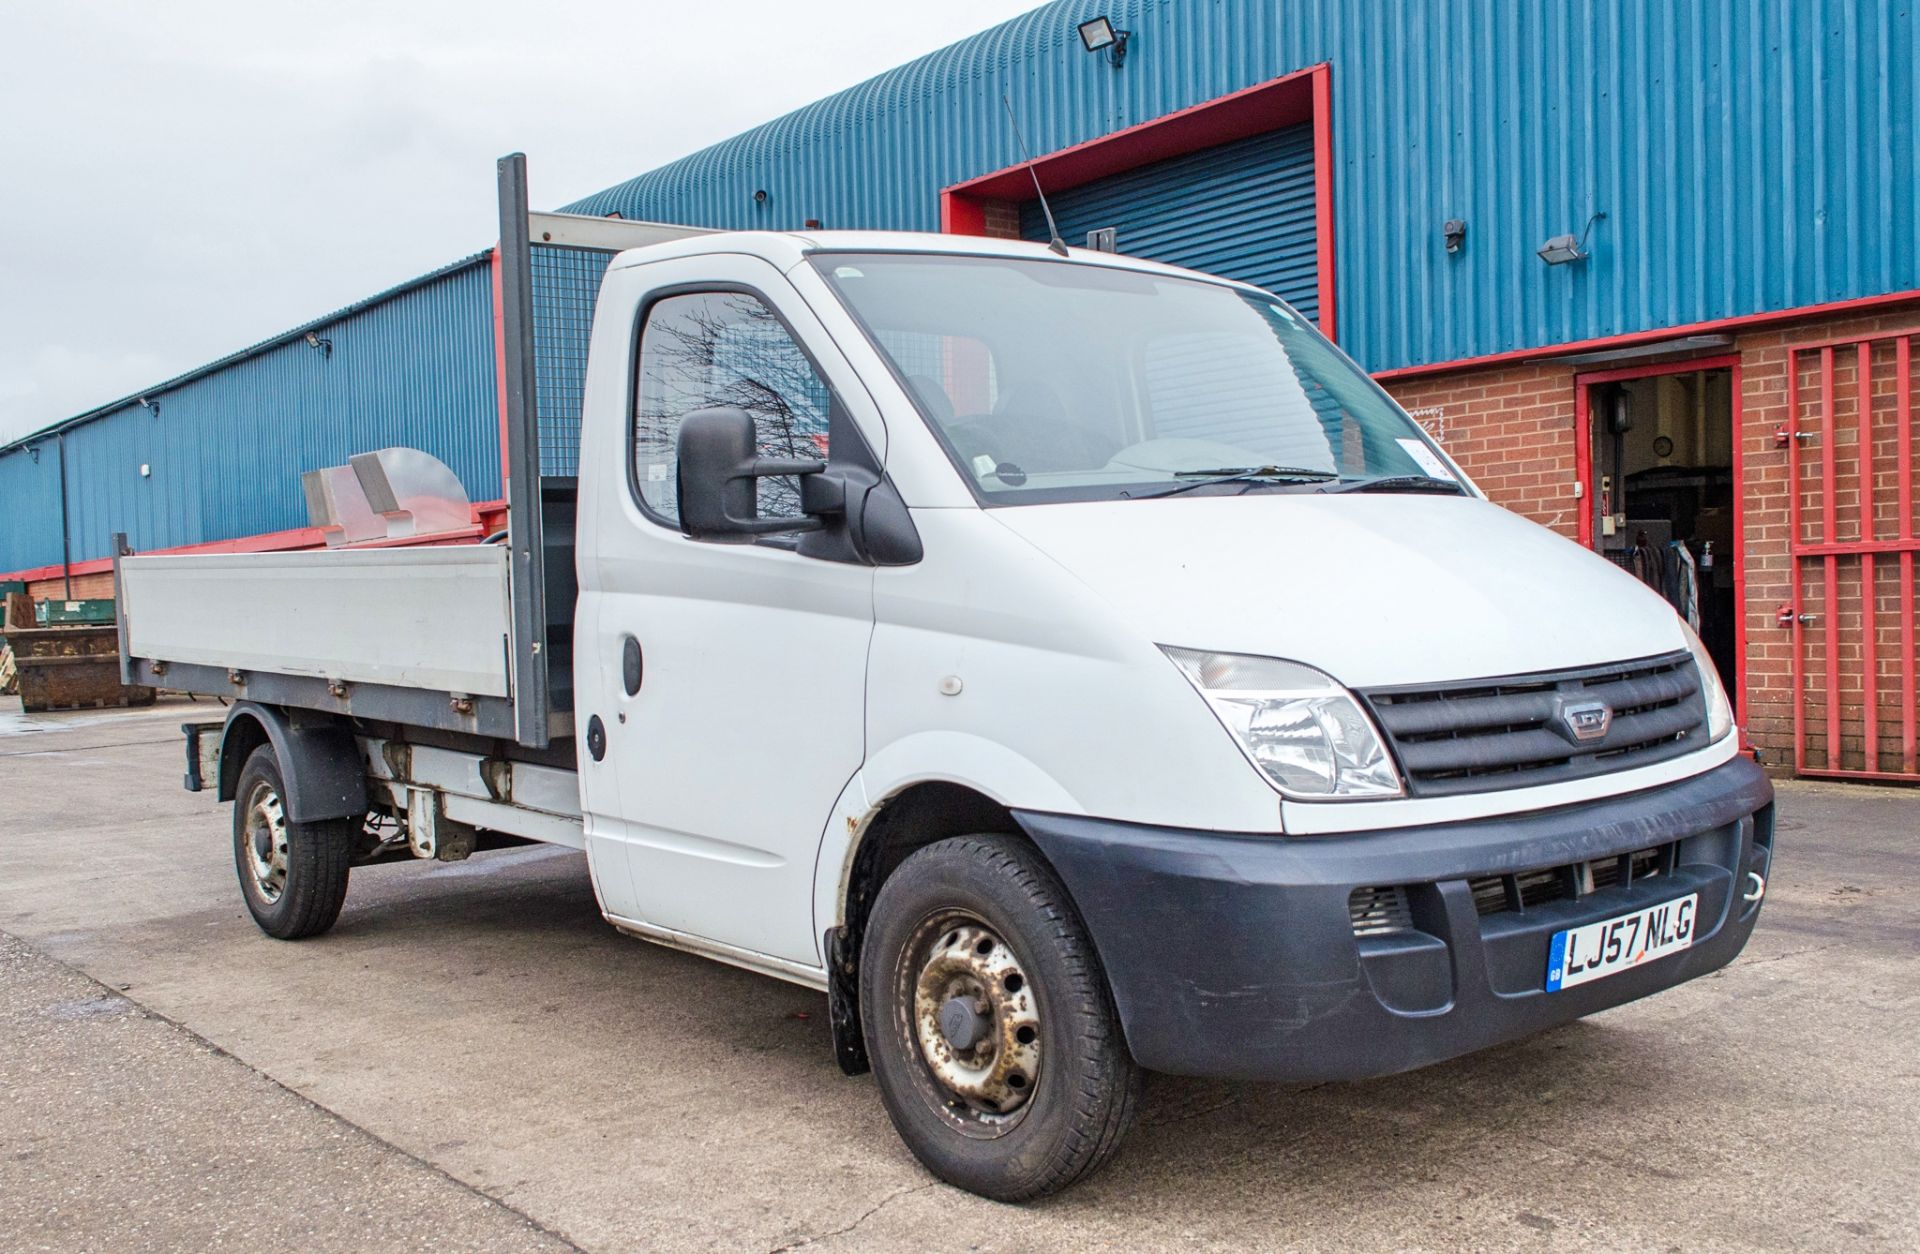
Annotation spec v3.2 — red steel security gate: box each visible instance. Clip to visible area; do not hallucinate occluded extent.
[1784,328,1920,780]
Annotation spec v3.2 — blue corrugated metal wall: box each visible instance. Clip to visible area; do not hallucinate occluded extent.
[0,445,66,576]
[0,259,497,574]
[566,0,1918,372]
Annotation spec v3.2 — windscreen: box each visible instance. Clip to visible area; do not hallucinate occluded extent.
[813,253,1457,504]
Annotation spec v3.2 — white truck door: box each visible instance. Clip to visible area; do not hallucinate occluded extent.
[575,255,877,967]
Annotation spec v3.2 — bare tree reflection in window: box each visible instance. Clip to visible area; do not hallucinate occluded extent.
[634,292,831,523]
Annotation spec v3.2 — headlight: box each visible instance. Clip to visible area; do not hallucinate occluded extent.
[1680,621,1735,743]
[1161,646,1403,799]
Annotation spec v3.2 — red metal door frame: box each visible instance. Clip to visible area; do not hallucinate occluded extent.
[1573,354,1747,723]
[939,63,1338,340]
[1783,329,1919,781]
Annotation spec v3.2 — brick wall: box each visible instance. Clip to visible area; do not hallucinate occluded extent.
[1381,301,1920,777]
[980,198,1022,240]
[1384,364,1583,541]
[26,571,114,601]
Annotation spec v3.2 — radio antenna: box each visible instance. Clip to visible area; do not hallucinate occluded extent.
[1001,95,1069,257]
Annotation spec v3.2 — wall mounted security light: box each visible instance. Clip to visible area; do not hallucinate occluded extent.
[1443,218,1467,254]
[1536,234,1585,265]
[304,332,333,358]
[1078,16,1131,66]
[1538,210,1607,265]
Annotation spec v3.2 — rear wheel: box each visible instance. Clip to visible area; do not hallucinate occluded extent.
[859,834,1141,1201]
[232,746,353,939]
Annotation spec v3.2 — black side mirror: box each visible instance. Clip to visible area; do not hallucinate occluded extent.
[675,407,841,542]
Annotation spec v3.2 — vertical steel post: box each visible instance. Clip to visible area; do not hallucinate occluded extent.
[111,531,131,684]
[497,153,550,748]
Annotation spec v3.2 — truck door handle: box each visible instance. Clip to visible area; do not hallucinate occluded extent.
[621,636,643,696]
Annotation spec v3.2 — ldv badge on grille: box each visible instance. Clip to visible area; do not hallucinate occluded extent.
[1558,699,1613,742]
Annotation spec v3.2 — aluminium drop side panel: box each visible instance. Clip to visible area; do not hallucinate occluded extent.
[122,547,512,698]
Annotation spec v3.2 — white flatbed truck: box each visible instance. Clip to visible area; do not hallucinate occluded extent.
[118,155,1776,1200]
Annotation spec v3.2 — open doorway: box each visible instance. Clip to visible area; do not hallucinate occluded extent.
[1581,360,1740,693]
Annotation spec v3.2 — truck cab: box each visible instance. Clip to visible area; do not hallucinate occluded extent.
[120,161,1774,1202]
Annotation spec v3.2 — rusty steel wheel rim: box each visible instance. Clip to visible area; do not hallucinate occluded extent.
[908,914,1042,1123]
[242,780,290,905]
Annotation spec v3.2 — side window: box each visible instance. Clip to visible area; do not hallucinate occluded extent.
[633,291,832,524]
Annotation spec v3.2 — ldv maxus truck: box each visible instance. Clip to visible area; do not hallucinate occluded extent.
[116,156,1775,1200]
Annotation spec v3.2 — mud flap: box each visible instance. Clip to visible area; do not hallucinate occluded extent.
[824,926,869,1076]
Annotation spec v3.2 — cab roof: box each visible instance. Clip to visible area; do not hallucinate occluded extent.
[607,228,1241,287]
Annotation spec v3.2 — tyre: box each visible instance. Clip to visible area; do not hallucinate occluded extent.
[231,745,354,939]
[859,834,1141,1201]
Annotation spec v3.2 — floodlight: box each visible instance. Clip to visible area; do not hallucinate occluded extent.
[1538,210,1607,266]
[1077,16,1131,66]
[1537,234,1585,265]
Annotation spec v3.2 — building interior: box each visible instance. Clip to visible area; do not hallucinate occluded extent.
[1590,368,1737,687]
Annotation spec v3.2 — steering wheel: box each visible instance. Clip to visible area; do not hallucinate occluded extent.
[943,382,1119,476]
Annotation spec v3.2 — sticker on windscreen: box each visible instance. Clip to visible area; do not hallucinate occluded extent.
[1394,437,1458,482]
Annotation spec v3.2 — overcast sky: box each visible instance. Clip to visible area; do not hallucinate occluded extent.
[0,0,1041,446]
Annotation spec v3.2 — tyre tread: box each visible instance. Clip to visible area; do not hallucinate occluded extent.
[861,833,1141,1201]
[234,746,353,941]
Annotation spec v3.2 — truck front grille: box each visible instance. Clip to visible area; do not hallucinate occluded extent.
[1359,653,1708,797]
[1467,843,1673,917]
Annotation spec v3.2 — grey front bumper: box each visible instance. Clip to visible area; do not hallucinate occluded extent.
[1016,755,1775,1082]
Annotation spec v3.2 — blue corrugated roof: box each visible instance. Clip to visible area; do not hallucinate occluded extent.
[565,0,1919,373]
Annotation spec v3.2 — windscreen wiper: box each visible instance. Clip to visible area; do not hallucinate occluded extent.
[1319,475,1467,495]
[1134,466,1338,500]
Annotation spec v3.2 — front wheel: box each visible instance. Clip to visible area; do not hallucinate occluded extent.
[859,834,1141,1201]
[232,746,353,939]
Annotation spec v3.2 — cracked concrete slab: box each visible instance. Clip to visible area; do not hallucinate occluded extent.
[2,696,1916,1251]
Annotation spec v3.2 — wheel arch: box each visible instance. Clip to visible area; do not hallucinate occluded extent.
[815,746,1097,1078]
[217,702,367,824]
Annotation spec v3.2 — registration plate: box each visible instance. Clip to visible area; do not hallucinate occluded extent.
[1545,893,1698,992]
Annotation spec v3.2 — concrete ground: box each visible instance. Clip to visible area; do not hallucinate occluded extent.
[0,697,1914,1252]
